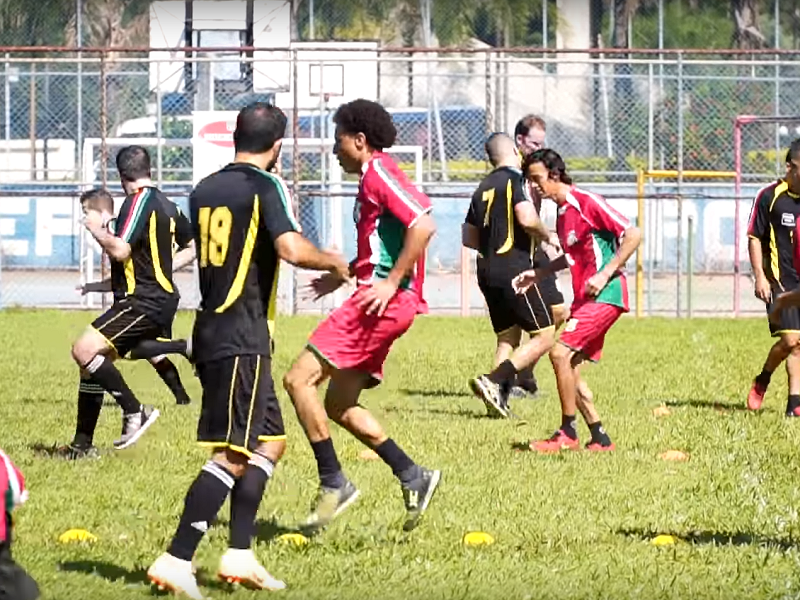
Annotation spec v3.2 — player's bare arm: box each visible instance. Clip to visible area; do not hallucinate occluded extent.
[514,200,556,246]
[461,222,479,250]
[173,240,196,271]
[585,226,642,297]
[274,231,349,279]
[749,237,771,302]
[83,211,131,262]
[360,212,436,317]
[77,279,113,295]
[511,254,571,294]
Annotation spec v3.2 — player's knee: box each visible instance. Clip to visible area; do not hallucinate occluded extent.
[254,440,285,464]
[549,342,571,365]
[282,368,303,397]
[324,396,348,424]
[212,448,249,477]
[780,334,800,352]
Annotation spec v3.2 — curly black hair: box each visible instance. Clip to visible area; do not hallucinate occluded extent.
[523,148,573,185]
[332,99,397,150]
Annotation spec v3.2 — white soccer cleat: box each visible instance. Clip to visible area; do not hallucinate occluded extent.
[217,548,286,591]
[147,552,206,600]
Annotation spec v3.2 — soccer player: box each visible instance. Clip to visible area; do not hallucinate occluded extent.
[746,140,800,416]
[0,448,38,600]
[462,132,559,418]
[515,149,641,452]
[147,103,349,599]
[282,98,441,534]
[78,188,196,407]
[510,115,567,398]
[66,146,185,455]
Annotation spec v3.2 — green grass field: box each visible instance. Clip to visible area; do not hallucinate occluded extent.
[3,310,800,600]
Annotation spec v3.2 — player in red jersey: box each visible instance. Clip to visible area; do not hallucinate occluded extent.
[0,449,38,600]
[515,149,641,452]
[283,99,441,533]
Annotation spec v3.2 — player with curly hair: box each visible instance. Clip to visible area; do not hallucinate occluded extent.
[283,98,441,533]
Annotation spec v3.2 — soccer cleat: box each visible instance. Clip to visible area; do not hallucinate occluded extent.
[54,443,100,461]
[786,403,800,418]
[469,375,510,418]
[113,405,160,450]
[747,381,767,411]
[585,441,616,452]
[304,480,361,532]
[530,430,581,453]
[147,552,205,600]
[217,548,286,591]
[401,467,441,532]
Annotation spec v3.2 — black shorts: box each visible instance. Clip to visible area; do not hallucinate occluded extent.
[478,273,554,335]
[91,298,162,358]
[532,247,565,308]
[196,354,285,456]
[768,282,800,337]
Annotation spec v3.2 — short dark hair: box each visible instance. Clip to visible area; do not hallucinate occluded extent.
[234,102,287,154]
[116,146,151,182]
[786,138,800,164]
[523,148,573,185]
[80,187,114,212]
[333,99,396,151]
[514,114,546,139]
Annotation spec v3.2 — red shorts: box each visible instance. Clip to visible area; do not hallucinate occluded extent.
[558,301,624,362]
[308,287,420,387]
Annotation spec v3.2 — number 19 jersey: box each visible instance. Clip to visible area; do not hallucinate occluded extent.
[189,162,301,363]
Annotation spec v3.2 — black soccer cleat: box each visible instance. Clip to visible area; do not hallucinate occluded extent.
[401,467,441,532]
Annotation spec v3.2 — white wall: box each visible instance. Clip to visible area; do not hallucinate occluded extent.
[0,140,76,182]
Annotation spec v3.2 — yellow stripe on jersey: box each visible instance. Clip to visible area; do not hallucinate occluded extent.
[769,181,788,281]
[216,195,260,313]
[124,258,135,295]
[149,211,174,294]
[496,179,515,254]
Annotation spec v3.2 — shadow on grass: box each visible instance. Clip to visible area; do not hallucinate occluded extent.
[664,399,755,413]
[383,404,491,420]
[58,561,149,585]
[398,387,473,399]
[619,528,797,550]
[214,516,308,544]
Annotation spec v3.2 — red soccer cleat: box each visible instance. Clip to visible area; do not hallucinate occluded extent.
[747,381,767,411]
[530,430,580,454]
[585,441,616,452]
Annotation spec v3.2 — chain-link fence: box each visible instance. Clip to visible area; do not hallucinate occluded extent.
[0,47,799,316]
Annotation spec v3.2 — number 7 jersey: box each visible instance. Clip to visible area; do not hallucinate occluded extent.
[189,162,301,363]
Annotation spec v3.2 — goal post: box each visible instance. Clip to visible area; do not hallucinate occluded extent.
[734,115,800,316]
[636,169,736,319]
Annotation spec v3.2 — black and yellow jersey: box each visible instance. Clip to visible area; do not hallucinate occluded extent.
[109,186,180,325]
[747,179,800,288]
[465,166,534,266]
[189,162,301,363]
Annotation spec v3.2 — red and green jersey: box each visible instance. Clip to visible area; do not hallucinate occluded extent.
[0,449,26,542]
[353,152,432,312]
[556,187,631,311]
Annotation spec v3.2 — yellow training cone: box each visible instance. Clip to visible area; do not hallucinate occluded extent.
[277,533,309,547]
[462,531,495,547]
[58,529,97,544]
[651,535,677,546]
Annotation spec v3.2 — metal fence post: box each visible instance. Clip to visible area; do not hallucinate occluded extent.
[676,51,684,318]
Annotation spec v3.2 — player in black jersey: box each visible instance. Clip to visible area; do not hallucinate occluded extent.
[65,146,185,455]
[511,115,566,398]
[147,102,349,599]
[77,169,196,407]
[746,140,800,416]
[463,132,559,418]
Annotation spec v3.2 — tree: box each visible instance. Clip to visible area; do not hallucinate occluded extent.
[731,0,766,48]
